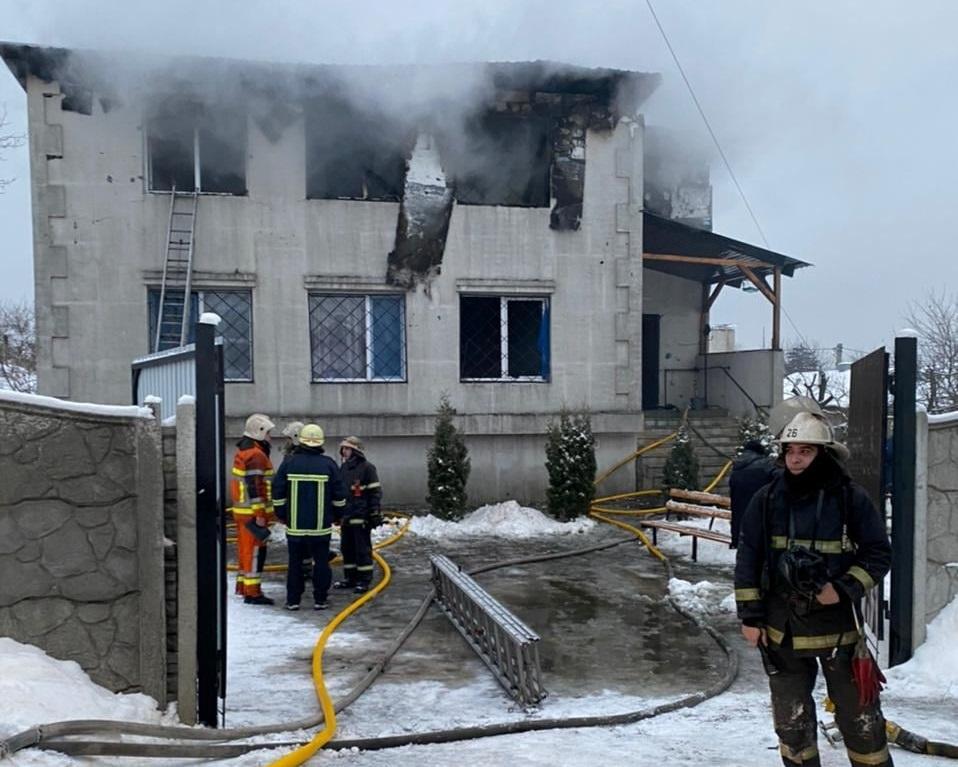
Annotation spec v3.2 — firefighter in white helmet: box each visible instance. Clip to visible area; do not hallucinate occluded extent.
[230,413,276,605]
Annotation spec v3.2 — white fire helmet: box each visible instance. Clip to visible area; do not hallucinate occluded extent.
[298,424,325,447]
[282,421,304,445]
[778,411,849,462]
[243,413,275,441]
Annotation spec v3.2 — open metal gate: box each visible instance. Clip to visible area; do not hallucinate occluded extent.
[132,320,227,726]
[846,336,918,666]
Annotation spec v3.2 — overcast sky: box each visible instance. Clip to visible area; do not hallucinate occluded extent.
[1,0,956,356]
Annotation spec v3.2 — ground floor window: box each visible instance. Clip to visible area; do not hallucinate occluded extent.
[148,289,253,381]
[460,295,550,381]
[308,294,406,382]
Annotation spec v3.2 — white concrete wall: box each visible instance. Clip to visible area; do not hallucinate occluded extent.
[25,74,651,504]
[641,269,701,409]
[701,349,784,418]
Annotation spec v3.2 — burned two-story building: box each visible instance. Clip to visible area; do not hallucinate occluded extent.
[1,43,807,504]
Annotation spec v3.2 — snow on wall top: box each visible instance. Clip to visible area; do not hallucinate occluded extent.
[928,410,958,426]
[0,389,154,419]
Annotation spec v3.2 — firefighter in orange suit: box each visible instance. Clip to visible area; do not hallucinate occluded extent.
[231,413,276,605]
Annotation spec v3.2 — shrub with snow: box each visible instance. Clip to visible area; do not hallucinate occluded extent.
[544,409,596,521]
[426,393,470,520]
[662,426,699,491]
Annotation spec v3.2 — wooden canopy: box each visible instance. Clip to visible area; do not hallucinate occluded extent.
[642,212,810,351]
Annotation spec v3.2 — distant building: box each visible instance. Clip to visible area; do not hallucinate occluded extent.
[1,43,808,503]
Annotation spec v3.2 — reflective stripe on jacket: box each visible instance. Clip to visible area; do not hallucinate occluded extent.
[272,446,346,536]
[230,441,274,519]
[734,467,891,655]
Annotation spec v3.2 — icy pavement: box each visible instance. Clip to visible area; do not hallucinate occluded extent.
[2,507,957,766]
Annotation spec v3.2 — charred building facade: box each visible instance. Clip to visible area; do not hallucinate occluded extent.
[2,44,805,504]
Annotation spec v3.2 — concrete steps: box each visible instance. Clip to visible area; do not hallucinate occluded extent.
[634,409,743,494]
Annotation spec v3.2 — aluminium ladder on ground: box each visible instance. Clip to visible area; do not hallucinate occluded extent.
[430,554,547,708]
[153,187,199,352]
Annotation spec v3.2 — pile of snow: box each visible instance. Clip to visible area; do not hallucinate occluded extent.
[0,637,164,741]
[667,578,735,616]
[885,595,958,698]
[410,501,595,540]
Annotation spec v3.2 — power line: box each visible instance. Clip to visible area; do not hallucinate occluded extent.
[643,0,809,347]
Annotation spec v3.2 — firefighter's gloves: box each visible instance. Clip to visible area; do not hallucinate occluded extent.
[245,518,271,542]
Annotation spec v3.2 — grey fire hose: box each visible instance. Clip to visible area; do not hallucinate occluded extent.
[1,536,738,760]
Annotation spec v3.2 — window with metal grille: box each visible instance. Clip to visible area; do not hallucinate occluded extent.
[460,296,550,381]
[147,99,247,195]
[308,294,406,382]
[148,289,253,381]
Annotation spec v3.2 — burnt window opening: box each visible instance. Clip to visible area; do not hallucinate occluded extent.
[446,113,552,208]
[147,101,247,195]
[460,295,550,381]
[306,99,410,202]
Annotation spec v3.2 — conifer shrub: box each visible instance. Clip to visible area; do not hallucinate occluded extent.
[662,426,699,491]
[426,394,470,520]
[544,409,597,521]
[737,413,774,456]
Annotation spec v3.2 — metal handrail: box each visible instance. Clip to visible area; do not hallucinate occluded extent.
[709,365,768,417]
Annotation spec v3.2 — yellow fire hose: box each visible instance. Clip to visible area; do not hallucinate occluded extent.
[226,513,409,573]
[265,513,411,766]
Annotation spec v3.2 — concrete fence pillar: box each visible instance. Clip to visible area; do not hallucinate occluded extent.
[175,399,198,725]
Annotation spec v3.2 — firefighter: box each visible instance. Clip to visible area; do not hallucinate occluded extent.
[279,421,304,467]
[729,438,778,548]
[272,424,346,610]
[334,436,382,594]
[231,413,276,605]
[735,411,893,767]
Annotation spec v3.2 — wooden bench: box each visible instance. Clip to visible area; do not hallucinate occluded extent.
[665,500,733,522]
[640,519,732,561]
[668,488,731,508]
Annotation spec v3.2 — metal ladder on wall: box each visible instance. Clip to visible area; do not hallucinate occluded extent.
[153,186,199,352]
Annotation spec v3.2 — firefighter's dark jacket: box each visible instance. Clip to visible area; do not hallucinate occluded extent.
[729,447,778,544]
[734,454,891,655]
[338,451,381,522]
[272,446,347,536]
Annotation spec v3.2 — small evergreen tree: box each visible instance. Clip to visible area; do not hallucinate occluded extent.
[544,409,597,521]
[737,414,773,456]
[426,394,470,520]
[662,426,699,491]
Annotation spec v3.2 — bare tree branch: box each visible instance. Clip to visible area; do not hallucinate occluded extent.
[905,290,958,414]
[0,299,36,392]
[0,103,27,193]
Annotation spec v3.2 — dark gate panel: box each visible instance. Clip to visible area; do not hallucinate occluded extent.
[195,322,227,726]
[846,347,889,642]
[642,314,661,410]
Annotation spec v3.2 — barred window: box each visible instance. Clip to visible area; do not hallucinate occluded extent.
[308,294,406,382]
[460,296,550,381]
[148,289,253,381]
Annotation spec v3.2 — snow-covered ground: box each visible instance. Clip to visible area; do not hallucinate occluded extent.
[2,503,957,767]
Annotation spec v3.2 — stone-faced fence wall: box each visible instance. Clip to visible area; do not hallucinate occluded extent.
[0,392,167,705]
[918,412,958,639]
